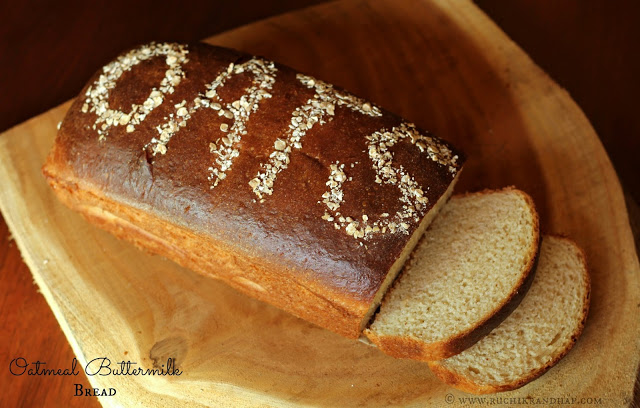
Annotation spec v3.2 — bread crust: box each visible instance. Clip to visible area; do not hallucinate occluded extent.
[42,42,464,339]
[44,172,369,337]
[364,187,541,359]
[427,236,591,394]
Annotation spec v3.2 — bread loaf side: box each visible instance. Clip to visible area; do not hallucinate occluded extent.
[43,42,464,338]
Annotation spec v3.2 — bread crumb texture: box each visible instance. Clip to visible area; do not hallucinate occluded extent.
[432,236,589,392]
[368,188,538,351]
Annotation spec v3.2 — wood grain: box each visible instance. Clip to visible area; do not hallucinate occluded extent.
[0,0,638,406]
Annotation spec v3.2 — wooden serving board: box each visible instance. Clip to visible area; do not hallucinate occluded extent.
[1,0,638,406]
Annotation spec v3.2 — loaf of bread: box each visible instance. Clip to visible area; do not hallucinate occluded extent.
[365,188,540,360]
[42,42,464,339]
[429,236,590,393]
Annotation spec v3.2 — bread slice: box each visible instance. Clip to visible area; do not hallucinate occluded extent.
[364,188,540,360]
[429,236,590,393]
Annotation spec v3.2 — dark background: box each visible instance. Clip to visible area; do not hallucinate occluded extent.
[1,1,638,406]
[1,0,638,205]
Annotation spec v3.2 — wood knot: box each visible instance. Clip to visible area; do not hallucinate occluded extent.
[149,336,188,371]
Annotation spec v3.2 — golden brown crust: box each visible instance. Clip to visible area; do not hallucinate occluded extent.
[42,42,464,338]
[427,235,591,394]
[364,187,541,360]
[44,172,367,337]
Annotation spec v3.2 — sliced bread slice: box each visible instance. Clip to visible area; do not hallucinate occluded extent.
[428,236,590,393]
[364,188,540,361]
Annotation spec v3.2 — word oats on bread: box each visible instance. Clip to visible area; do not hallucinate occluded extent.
[79,42,461,241]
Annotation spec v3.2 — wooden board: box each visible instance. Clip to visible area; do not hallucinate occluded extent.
[1,0,638,406]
